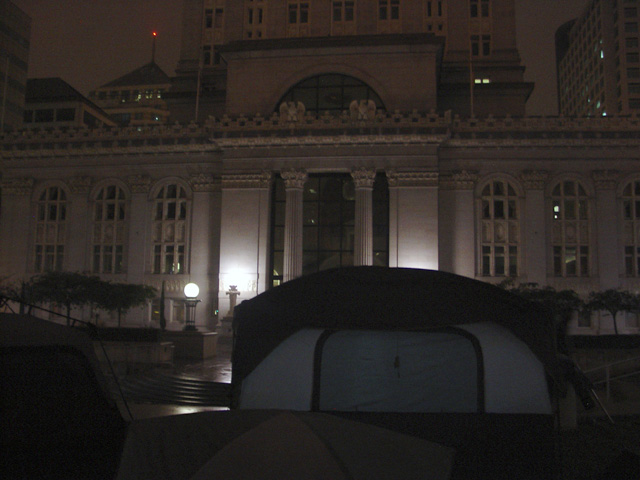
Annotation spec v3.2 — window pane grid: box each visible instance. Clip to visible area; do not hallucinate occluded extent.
[623,180,640,277]
[93,185,127,274]
[152,184,189,274]
[552,180,590,277]
[34,186,66,272]
[480,180,519,277]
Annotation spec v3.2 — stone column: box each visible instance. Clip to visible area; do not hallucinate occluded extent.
[66,176,92,272]
[521,170,549,285]
[437,171,476,276]
[282,169,307,282]
[126,175,152,285]
[351,167,376,266]
[593,170,619,289]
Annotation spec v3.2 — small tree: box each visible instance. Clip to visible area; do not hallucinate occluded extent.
[96,282,157,327]
[502,282,583,353]
[29,271,103,326]
[586,289,639,335]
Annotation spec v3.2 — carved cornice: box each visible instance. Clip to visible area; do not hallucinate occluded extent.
[351,167,377,189]
[281,169,308,190]
[222,172,273,189]
[67,176,92,194]
[0,177,34,195]
[189,173,219,192]
[128,175,152,193]
[592,170,619,190]
[438,170,478,190]
[386,170,439,187]
[520,170,549,190]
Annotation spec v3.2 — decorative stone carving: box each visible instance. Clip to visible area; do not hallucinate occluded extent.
[221,172,273,189]
[349,99,376,120]
[350,167,377,189]
[189,173,218,192]
[128,175,152,193]
[520,170,549,190]
[0,177,34,195]
[438,170,478,190]
[592,170,619,190]
[281,169,308,190]
[279,101,305,122]
[67,176,92,194]
[386,170,439,188]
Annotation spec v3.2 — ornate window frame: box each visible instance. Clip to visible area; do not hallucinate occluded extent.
[548,176,594,278]
[620,175,640,277]
[90,180,129,274]
[33,183,69,272]
[475,175,523,278]
[149,179,192,275]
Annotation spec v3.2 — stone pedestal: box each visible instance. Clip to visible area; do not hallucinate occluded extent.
[162,330,219,359]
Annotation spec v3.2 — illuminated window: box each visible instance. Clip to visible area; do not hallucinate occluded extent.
[551,180,591,277]
[479,180,520,277]
[152,183,190,274]
[34,186,67,272]
[92,185,127,274]
[622,179,640,277]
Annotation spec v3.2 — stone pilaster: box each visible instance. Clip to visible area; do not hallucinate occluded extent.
[351,167,377,266]
[281,169,307,282]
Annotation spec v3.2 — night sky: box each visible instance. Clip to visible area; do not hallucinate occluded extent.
[14,0,588,115]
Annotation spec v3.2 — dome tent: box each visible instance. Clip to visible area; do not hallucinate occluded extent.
[231,266,560,411]
[231,266,562,479]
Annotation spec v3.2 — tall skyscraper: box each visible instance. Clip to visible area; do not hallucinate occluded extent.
[556,0,640,116]
[0,0,30,131]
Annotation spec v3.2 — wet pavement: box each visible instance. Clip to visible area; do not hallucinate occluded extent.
[110,342,233,420]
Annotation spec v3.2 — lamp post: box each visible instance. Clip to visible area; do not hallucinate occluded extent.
[183,282,201,331]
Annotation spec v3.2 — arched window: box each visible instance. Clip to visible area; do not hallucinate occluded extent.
[551,180,590,277]
[152,183,189,274]
[277,74,384,116]
[479,179,520,277]
[622,179,640,277]
[93,185,127,274]
[34,186,67,272]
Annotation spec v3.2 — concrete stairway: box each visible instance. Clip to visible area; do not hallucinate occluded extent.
[116,372,231,407]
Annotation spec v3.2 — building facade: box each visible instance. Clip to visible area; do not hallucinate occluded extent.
[0,0,30,131]
[170,0,533,122]
[1,0,639,334]
[556,0,640,117]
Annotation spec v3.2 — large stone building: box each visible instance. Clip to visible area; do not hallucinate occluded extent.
[1,0,639,334]
[0,0,30,131]
[556,0,640,117]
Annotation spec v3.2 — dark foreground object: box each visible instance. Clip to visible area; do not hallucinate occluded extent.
[1,314,127,480]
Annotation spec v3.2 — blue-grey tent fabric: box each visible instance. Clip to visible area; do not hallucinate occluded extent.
[319,330,479,412]
[232,266,557,403]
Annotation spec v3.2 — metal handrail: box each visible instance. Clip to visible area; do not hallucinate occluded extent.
[584,355,640,401]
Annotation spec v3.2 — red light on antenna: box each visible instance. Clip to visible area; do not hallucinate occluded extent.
[153,31,157,36]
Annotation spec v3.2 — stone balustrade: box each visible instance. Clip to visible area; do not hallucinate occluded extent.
[2,111,640,157]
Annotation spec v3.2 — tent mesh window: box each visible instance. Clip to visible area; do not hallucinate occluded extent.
[315,330,481,413]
